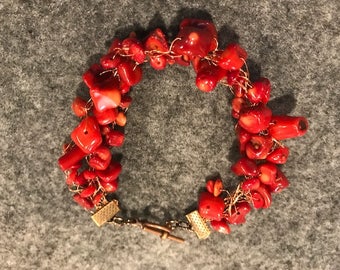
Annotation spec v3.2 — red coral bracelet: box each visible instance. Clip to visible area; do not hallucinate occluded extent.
[58,19,308,243]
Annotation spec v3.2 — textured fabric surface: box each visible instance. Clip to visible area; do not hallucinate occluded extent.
[1,1,339,269]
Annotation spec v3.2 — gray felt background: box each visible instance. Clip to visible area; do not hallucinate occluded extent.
[1,0,339,269]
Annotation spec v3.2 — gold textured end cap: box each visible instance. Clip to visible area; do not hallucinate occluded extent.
[186,210,211,239]
[91,200,120,227]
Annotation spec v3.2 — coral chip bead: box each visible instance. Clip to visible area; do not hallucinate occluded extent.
[256,185,272,208]
[241,177,261,191]
[73,194,94,210]
[119,95,132,109]
[245,135,273,160]
[144,28,169,52]
[117,60,143,86]
[93,107,118,126]
[231,157,259,177]
[105,130,125,147]
[225,202,251,224]
[269,168,290,193]
[246,77,271,104]
[250,190,265,209]
[72,97,88,117]
[88,146,112,171]
[115,111,127,127]
[238,104,272,134]
[100,52,123,69]
[195,65,225,92]
[236,126,252,153]
[70,116,103,154]
[198,192,225,221]
[172,20,217,58]
[258,162,278,185]
[80,184,97,198]
[108,38,122,53]
[66,169,77,186]
[100,179,118,193]
[205,179,224,197]
[266,146,290,164]
[149,55,167,70]
[90,88,121,113]
[206,180,215,194]
[83,169,97,180]
[210,220,231,234]
[73,173,88,186]
[96,161,122,182]
[122,37,146,64]
[218,43,247,71]
[92,192,104,205]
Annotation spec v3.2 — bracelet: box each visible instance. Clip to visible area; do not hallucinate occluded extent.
[58,19,308,243]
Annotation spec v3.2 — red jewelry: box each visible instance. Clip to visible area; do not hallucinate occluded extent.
[58,19,308,243]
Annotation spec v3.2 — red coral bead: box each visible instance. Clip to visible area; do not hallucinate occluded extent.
[88,146,112,171]
[250,190,264,209]
[269,168,289,193]
[122,37,146,64]
[73,172,88,186]
[210,219,231,234]
[92,192,104,205]
[93,107,118,126]
[108,38,122,53]
[149,55,167,70]
[119,79,131,94]
[82,169,97,180]
[218,43,247,71]
[236,126,252,153]
[115,111,127,127]
[72,97,88,117]
[100,178,118,193]
[97,161,122,182]
[195,64,226,92]
[268,115,308,140]
[258,162,277,185]
[117,60,143,86]
[82,63,102,89]
[245,135,273,160]
[206,179,224,197]
[256,185,272,208]
[238,104,272,134]
[241,177,261,191]
[73,194,94,210]
[90,87,121,113]
[266,146,290,164]
[231,157,259,177]
[80,184,97,198]
[172,19,217,58]
[66,169,78,186]
[246,77,271,104]
[58,145,87,171]
[119,95,132,109]
[225,202,251,224]
[206,180,215,194]
[198,192,225,221]
[100,53,123,69]
[232,97,247,115]
[70,116,102,154]
[105,130,125,147]
[144,28,169,52]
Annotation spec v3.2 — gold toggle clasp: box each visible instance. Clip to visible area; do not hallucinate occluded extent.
[141,222,185,243]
